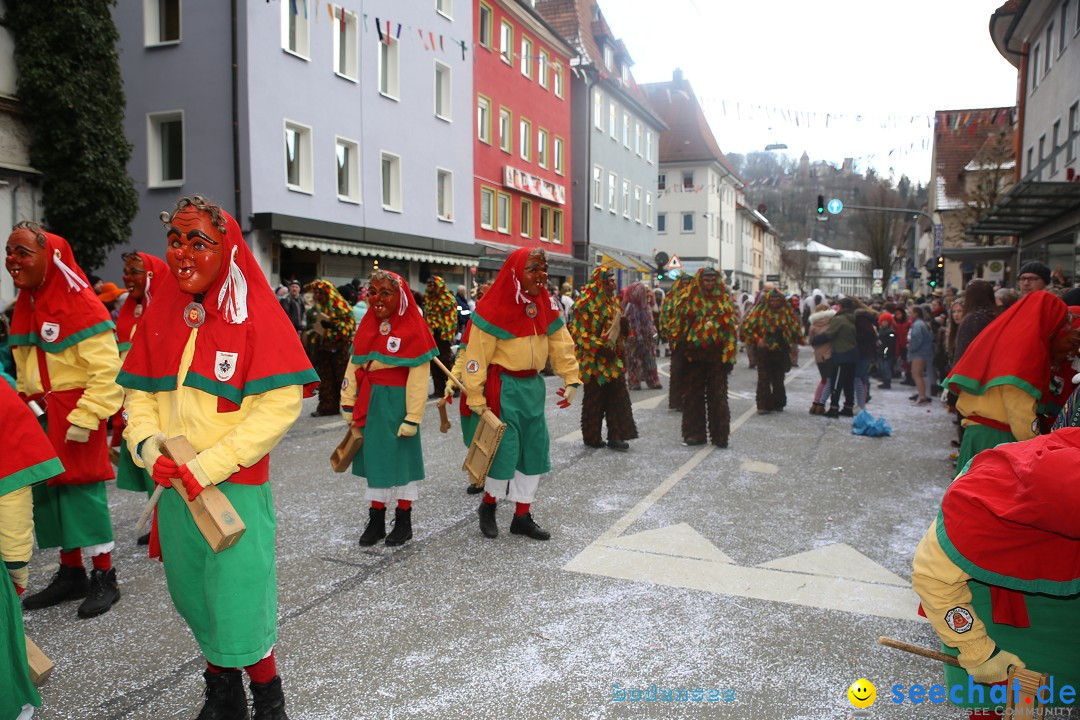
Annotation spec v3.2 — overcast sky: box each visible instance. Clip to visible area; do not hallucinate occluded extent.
[599,0,1018,185]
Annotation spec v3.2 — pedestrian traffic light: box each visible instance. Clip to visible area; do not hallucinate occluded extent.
[816,195,825,215]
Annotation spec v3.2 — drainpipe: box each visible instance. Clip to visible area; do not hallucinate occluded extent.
[230,0,242,226]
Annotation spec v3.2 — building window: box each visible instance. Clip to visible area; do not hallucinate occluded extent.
[622,180,630,218]
[436,168,453,221]
[496,192,511,234]
[645,192,653,227]
[1061,1,1068,52]
[538,49,549,89]
[1052,120,1061,175]
[603,43,614,70]
[499,107,512,153]
[1032,44,1041,90]
[333,6,358,80]
[682,170,694,188]
[537,128,549,168]
[520,117,532,161]
[622,113,630,147]
[657,173,666,191]
[552,208,563,244]
[1027,146,1034,173]
[335,137,360,203]
[1068,102,1078,164]
[437,0,452,20]
[682,212,694,232]
[479,186,494,230]
[607,172,617,213]
[148,111,184,187]
[281,0,310,58]
[477,95,492,144]
[1046,23,1054,73]
[379,37,400,98]
[145,0,181,46]
[539,206,550,242]
[478,2,492,48]
[657,213,666,233]
[608,103,617,137]
[593,90,603,130]
[1039,134,1047,165]
[634,186,642,223]
[553,64,563,98]
[500,20,513,64]
[554,136,564,175]
[380,151,401,211]
[284,120,312,193]
[593,165,602,208]
[520,36,532,78]
[521,198,532,237]
[646,131,653,163]
[434,61,452,120]
[634,123,642,156]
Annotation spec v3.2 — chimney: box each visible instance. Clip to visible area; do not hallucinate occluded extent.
[673,67,683,84]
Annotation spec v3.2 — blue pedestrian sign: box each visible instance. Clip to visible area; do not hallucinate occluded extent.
[827,199,843,215]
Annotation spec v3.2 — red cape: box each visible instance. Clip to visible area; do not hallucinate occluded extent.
[0,381,64,495]
[118,207,318,406]
[472,247,564,339]
[351,271,437,366]
[115,252,172,352]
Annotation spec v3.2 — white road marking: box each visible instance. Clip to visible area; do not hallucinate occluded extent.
[739,459,779,475]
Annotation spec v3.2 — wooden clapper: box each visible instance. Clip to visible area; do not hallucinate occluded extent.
[25,634,53,685]
[431,356,506,488]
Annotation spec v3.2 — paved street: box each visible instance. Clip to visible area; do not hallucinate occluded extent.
[23,348,1003,719]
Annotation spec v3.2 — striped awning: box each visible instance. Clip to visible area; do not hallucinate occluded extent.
[280,234,479,267]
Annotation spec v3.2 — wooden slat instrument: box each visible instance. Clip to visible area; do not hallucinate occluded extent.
[25,634,53,686]
[432,356,506,488]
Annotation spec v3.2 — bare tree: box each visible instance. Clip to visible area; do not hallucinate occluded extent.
[856,181,903,276]
[961,128,1015,247]
[780,242,812,295]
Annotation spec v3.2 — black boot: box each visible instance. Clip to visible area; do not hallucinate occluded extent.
[839,406,854,417]
[384,508,413,546]
[250,676,289,720]
[78,568,121,618]
[22,564,88,610]
[478,501,498,539]
[196,669,249,720]
[823,406,840,418]
[510,513,551,541]
[358,507,386,546]
[607,438,629,451]
[465,483,484,495]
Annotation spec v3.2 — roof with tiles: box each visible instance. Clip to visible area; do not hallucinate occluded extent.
[640,72,742,182]
[932,107,1014,210]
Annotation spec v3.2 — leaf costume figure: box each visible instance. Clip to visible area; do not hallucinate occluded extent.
[741,288,803,413]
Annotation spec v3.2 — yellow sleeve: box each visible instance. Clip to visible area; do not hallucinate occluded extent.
[197,385,304,484]
[462,327,497,411]
[549,324,582,386]
[11,347,30,395]
[124,388,161,467]
[404,363,428,424]
[911,518,996,668]
[1000,385,1038,441]
[449,347,467,384]
[341,361,359,408]
[67,332,124,430]
[0,485,34,567]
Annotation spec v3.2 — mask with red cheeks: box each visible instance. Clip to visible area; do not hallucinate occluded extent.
[521,250,548,297]
[123,256,148,300]
[5,228,47,291]
[167,207,225,295]
[368,277,399,321]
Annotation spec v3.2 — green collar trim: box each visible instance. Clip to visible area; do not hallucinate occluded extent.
[471,314,516,340]
[546,316,566,335]
[117,341,133,353]
[116,370,179,393]
[0,457,65,496]
[943,373,1042,401]
[8,320,116,353]
[351,348,438,368]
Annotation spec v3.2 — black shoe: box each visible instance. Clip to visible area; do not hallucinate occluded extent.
[466,483,484,495]
[712,439,728,448]
[607,438,629,451]
[77,568,120,618]
[682,437,706,446]
[877,383,891,389]
[908,394,919,401]
[250,675,289,720]
[478,502,498,539]
[583,439,605,448]
[22,564,88,610]
[358,507,386,546]
[196,669,249,720]
[136,531,151,546]
[510,512,550,541]
[824,407,840,418]
[384,508,412,546]
[839,407,854,418]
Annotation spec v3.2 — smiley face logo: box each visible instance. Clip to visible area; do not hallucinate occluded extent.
[847,678,876,709]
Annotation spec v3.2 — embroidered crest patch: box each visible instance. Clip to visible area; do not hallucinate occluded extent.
[41,322,60,342]
[525,303,538,318]
[466,360,480,374]
[387,336,401,353]
[214,351,239,382]
[341,377,349,390]
[945,607,973,634]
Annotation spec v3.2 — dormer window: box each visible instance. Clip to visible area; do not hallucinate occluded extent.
[603,44,614,71]
[620,63,628,83]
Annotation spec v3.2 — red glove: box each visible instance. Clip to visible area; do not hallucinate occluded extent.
[178,464,205,501]
[151,456,179,488]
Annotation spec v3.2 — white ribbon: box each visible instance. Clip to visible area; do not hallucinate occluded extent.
[512,272,531,305]
[145,270,154,306]
[216,246,248,324]
[398,281,410,316]
[53,249,89,292]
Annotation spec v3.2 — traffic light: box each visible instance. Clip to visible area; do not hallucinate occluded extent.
[936,256,944,271]
[816,195,825,215]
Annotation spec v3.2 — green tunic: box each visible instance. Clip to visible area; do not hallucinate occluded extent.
[352,385,424,487]
[955,424,1015,476]
[115,441,154,495]
[0,578,40,720]
[32,482,113,551]
[487,374,550,481]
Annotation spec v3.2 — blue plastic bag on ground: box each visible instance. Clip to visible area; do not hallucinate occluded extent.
[851,410,891,437]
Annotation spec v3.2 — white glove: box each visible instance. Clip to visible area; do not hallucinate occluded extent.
[967,649,1025,684]
[139,433,167,469]
[397,422,418,438]
[342,409,353,426]
[9,565,28,592]
[65,424,92,443]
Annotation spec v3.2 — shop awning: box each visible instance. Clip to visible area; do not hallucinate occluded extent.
[281,234,479,267]
[473,239,589,268]
[966,181,1080,237]
[940,245,1017,263]
[592,245,654,273]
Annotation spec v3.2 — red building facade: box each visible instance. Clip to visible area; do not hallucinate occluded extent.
[473,0,574,279]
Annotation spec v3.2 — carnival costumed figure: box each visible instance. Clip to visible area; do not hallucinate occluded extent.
[306,279,357,417]
[6,222,124,619]
[119,196,318,719]
[944,291,1079,471]
[912,428,1080,711]
[342,270,437,547]
[0,381,64,720]
[741,289,803,414]
[658,274,693,411]
[675,268,737,447]
[462,248,581,541]
[569,267,637,450]
[624,282,662,391]
[424,275,459,399]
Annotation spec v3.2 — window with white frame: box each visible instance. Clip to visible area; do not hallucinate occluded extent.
[379,37,400,98]
[607,172,617,213]
[1060,1,1068,52]
[499,107,512,153]
[608,103,617,137]
[434,61,451,120]
[380,151,402,211]
[477,95,492,143]
[333,6,358,80]
[496,192,511,233]
[520,36,532,77]
[335,137,360,203]
[554,136,564,175]
[436,168,453,221]
[634,186,642,223]
[1069,102,1078,164]
[634,123,642,156]
[478,2,492,47]
[1032,44,1041,90]
[603,43,614,70]
[1052,120,1061,175]
[538,49,549,89]
[145,0,181,46]
[537,128,549,168]
[553,64,563,98]
[622,180,630,218]
[284,120,312,193]
[681,212,694,232]
[148,111,184,187]
[657,213,666,233]
[645,192,653,227]
[682,170,694,188]
[646,131,653,163]
[622,113,630,147]
[520,198,532,237]
[437,0,452,19]
[500,20,513,64]
[1045,23,1054,73]
[593,90,603,130]
[281,0,310,57]
[593,165,602,207]
[520,117,532,161]
[657,172,666,190]
[479,187,494,230]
